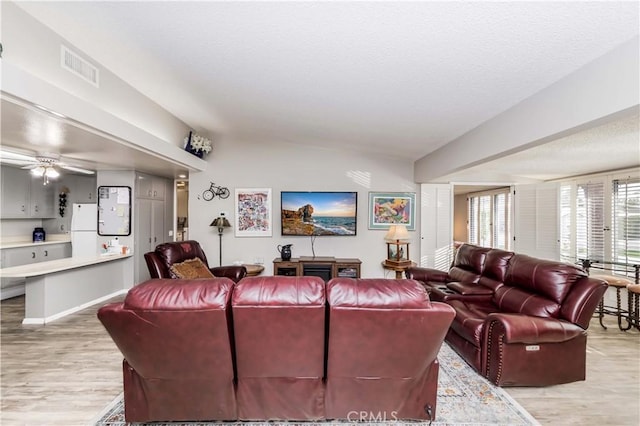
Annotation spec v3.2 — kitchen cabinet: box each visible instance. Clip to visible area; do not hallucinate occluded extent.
[29,178,55,218]
[135,198,165,283]
[133,173,173,283]
[68,175,97,203]
[136,173,165,200]
[0,242,72,300]
[1,166,30,218]
[0,166,55,219]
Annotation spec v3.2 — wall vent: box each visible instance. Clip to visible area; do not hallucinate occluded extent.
[60,45,99,87]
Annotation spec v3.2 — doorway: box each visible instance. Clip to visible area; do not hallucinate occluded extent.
[176,180,189,241]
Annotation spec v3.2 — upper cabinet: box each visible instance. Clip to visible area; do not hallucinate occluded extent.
[136,173,165,200]
[0,166,55,219]
[1,166,30,218]
[67,175,97,203]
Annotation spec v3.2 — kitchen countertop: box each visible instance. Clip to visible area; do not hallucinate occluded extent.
[0,234,72,249]
[0,253,132,278]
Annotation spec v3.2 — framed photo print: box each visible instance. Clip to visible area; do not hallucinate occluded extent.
[368,192,416,230]
[235,188,272,237]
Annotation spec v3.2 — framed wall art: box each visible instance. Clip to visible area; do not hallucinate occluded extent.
[368,192,416,230]
[235,188,272,237]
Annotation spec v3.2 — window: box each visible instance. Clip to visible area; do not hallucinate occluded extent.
[576,181,605,261]
[467,188,511,249]
[560,171,639,279]
[612,178,640,265]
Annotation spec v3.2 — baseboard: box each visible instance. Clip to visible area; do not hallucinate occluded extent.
[22,289,128,325]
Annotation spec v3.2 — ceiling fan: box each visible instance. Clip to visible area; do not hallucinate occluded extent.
[0,149,95,185]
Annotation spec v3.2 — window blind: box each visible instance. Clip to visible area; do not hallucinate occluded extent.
[576,181,605,261]
[612,178,640,265]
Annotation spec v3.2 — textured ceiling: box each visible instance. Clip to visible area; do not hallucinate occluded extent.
[16,1,639,166]
[16,2,638,159]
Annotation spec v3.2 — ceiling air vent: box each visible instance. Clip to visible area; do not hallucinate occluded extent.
[61,45,99,87]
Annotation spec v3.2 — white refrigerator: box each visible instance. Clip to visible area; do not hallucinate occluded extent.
[71,203,98,258]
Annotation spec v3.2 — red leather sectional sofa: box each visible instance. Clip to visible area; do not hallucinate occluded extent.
[406,244,607,387]
[98,276,455,423]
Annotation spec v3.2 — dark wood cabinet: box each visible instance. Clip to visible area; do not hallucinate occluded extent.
[273,257,361,281]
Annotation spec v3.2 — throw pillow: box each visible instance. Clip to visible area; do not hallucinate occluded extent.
[169,258,215,279]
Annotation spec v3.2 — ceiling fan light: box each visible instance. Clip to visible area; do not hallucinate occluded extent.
[31,166,45,177]
[45,167,60,178]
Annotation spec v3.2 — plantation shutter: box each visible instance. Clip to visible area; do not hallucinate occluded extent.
[468,197,478,245]
[513,182,559,260]
[559,183,574,263]
[612,178,640,265]
[493,192,509,249]
[420,184,453,269]
[576,181,605,261]
[478,195,491,247]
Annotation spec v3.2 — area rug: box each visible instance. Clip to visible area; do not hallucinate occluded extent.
[92,343,538,426]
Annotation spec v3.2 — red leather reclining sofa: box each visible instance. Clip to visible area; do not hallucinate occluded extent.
[406,244,607,387]
[98,276,455,422]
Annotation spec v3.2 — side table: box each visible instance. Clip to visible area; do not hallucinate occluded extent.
[381,261,416,279]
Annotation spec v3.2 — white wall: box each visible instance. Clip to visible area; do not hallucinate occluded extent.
[453,194,468,243]
[415,36,640,182]
[1,2,190,147]
[189,138,419,278]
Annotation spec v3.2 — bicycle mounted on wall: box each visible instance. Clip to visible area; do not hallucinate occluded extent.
[202,182,230,201]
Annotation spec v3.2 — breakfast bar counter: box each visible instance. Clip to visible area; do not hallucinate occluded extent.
[0,253,134,324]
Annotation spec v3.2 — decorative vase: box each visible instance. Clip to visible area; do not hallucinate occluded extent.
[184,131,204,158]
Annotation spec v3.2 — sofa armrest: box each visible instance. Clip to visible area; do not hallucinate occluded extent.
[405,267,449,284]
[485,313,585,344]
[211,265,247,283]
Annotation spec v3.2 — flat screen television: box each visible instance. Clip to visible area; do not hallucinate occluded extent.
[281,191,357,236]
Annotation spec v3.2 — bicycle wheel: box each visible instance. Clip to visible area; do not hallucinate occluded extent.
[218,187,230,199]
[202,190,215,201]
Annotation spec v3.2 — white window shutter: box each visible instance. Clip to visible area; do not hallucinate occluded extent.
[420,184,453,270]
[513,182,559,260]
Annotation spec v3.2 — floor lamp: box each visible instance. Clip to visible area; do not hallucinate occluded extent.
[210,216,231,266]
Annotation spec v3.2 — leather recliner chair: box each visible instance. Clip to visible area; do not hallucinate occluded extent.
[144,240,247,282]
[97,278,238,422]
[324,278,456,421]
[232,276,326,420]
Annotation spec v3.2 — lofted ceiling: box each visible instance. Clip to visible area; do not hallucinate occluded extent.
[5,1,640,183]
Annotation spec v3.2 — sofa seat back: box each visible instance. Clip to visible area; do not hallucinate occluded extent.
[232,276,326,420]
[448,244,491,284]
[477,248,514,291]
[325,278,455,421]
[495,254,587,318]
[97,278,237,422]
[146,240,210,278]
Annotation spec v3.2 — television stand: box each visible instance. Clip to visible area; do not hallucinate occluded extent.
[273,257,361,282]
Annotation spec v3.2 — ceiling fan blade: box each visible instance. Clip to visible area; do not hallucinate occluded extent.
[0,157,38,167]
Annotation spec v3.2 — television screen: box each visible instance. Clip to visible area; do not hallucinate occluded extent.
[281,191,357,236]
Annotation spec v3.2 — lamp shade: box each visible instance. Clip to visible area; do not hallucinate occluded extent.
[210,217,231,228]
[384,224,409,242]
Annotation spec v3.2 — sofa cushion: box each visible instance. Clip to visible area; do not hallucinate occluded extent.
[327,278,430,309]
[493,286,561,318]
[454,244,490,273]
[504,254,586,304]
[124,278,232,310]
[169,258,215,279]
[447,299,497,346]
[478,249,514,291]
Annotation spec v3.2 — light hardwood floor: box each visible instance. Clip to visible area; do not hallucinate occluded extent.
[1,295,639,425]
